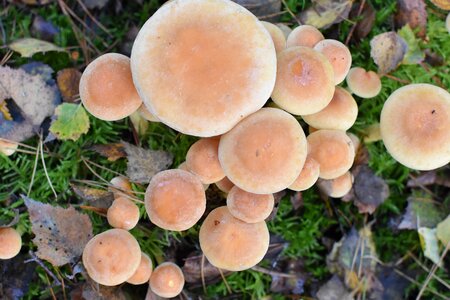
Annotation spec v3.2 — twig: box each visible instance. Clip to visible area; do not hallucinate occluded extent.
[251,266,298,278]
[75,0,113,37]
[394,269,449,300]
[44,273,57,300]
[1,50,13,66]
[345,0,365,45]
[383,74,411,84]
[27,142,40,196]
[280,0,302,25]
[25,251,61,286]
[407,251,450,290]
[39,139,58,199]
[82,157,125,177]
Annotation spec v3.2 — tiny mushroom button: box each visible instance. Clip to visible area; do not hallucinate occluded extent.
[346,67,382,98]
[149,262,185,298]
[0,227,22,260]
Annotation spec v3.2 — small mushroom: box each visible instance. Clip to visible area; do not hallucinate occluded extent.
[0,140,18,156]
[314,39,352,85]
[186,138,225,184]
[219,108,308,194]
[271,47,335,115]
[302,87,358,131]
[199,206,269,271]
[0,227,21,259]
[215,176,235,193]
[145,169,206,231]
[127,252,153,285]
[149,262,185,298]
[286,25,324,48]
[109,176,133,198]
[380,84,450,170]
[261,21,286,53]
[346,67,382,98]
[79,53,142,121]
[317,171,353,198]
[178,161,210,191]
[288,156,320,191]
[82,229,141,286]
[107,197,140,230]
[276,23,292,38]
[137,104,160,122]
[307,130,355,179]
[226,186,274,223]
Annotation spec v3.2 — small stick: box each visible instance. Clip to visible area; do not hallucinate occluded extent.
[281,0,302,25]
[217,267,232,294]
[251,266,298,278]
[383,74,411,84]
[25,251,61,286]
[39,139,58,199]
[27,141,40,196]
[345,0,366,45]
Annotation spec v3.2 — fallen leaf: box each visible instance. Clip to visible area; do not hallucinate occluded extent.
[83,0,110,9]
[398,25,425,65]
[418,227,442,266]
[124,141,173,183]
[370,32,407,74]
[129,111,149,136]
[81,281,127,300]
[9,38,65,58]
[436,215,450,246]
[298,0,353,29]
[24,196,93,266]
[232,0,282,22]
[424,49,445,67]
[398,196,446,230]
[362,123,381,143]
[395,0,427,38]
[0,253,38,300]
[31,15,60,41]
[49,103,89,141]
[56,68,82,103]
[316,275,353,300]
[88,143,127,161]
[70,183,114,209]
[353,165,389,214]
[349,1,375,42]
[182,252,232,286]
[264,234,289,262]
[0,209,19,228]
[269,259,307,294]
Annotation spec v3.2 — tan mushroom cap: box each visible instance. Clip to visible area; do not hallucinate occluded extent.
[0,140,18,156]
[127,252,153,285]
[380,84,450,170]
[0,227,21,259]
[226,186,274,223]
[317,171,353,198]
[149,262,185,298]
[276,23,293,38]
[302,87,358,131]
[347,133,360,155]
[82,229,141,286]
[186,138,225,184]
[145,169,206,231]
[314,39,352,85]
[346,67,382,98]
[307,130,355,179]
[288,156,320,191]
[199,206,269,271]
[177,162,210,191]
[215,176,235,193]
[107,197,140,230]
[109,176,133,198]
[219,108,307,194]
[138,104,160,122]
[79,53,142,121]
[261,21,286,53]
[131,0,276,137]
[286,25,324,48]
[271,47,335,115]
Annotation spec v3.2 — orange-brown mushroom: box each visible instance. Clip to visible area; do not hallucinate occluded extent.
[0,227,21,259]
[314,39,352,85]
[199,206,269,271]
[286,25,324,48]
[186,138,225,184]
[145,169,206,231]
[107,197,140,230]
[261,21,286,53]
[131,0,276,137]
[109,176,133,198]
[0,140,18,156]
[178,162,210,190]
[226,186,274,223]
[346,67,382,98]
[317,171,353,198]
[271,47,335,115]
[82,229,141,286]
[79,53,142,121]
[288,156,320,191]
[127,252,153,285]
[149,262,185,298]
[219,108,307,194]
[215,176,235,193]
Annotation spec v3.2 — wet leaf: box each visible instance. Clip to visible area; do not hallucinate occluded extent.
[49,103,90,141]
[395,0,427,38]
[232,0,282,22]
[370,32,407,74]
[0,209,19,228]
[70,183,114,209]
[298,0,353,29]
[9,38,65,58]
[398,196,446,230]
[129,111,149,136]
[316,275,353,300]
[124,141,173,183]
[56,68,82,103]
[418,227,441,266]
[24,196,93,266]
[31,15,60,41]
[349,2,375,42]
[353,165,389,214]
[88,143,127,161]
[0,253,38,300]
[436,215,450,246]
[398,25,424,65]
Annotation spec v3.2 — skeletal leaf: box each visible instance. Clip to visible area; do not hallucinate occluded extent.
[9,38,65,58]
[50,103,90,141]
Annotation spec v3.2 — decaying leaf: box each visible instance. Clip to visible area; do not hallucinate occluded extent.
[349,1,375,42]
[24,196,93,266]
[298,0,353,29]
[49,103,90,141]
[56,68,82,102]
[398,196,446,230]
[370,32,407,74]
[9,38,65,58]
[129,111,149,136]
[123,141,173,183]
[371,266,410,300]
[31,15,60,42]
[353,165,389,214]
[395,0,427,38]
[70,183,114,209]
[418,227,442,266]
[182,252,232,286]
[88,143,127,161]
[232,0,282,22]
[0,209,19,228]
[0,253,38,300]
[316,275,353,300]
[81,281,127,300]
[398,25,425,65]
[362,123,381,143]
[436,215,450,246]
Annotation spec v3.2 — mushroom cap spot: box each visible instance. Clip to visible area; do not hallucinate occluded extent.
[138,104,160,122]
[226,186,274,223]
[107,197,140,230]
[199,206,269,271]
[318,171,353,198]
[215,176,235,193]
[0,227,21,259]
[307,130,355,179]
[0,140,18,156]
[271,47,335,115]
[261,21,286,53]
[219,108,307,194]
[314,39,352,85]
[79,53,142,121]
[380,84,450,170]
[145,169,206,231]
[346,67,382,98]
[186,138,225,184]
[127,252,153,285]
[82,229,141,286]
[149,262,185,298]
[286,25,324,48]
[288,156,320,191]
[302,87,358,131]
[131,0,277,137]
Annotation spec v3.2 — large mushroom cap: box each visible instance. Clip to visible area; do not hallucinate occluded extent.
[271,47,335,115]
[186,138,225,184]
[145,169,206,231]
[346,67,382,98]
[226,186,274,223]
[307,130,355,179]
[286,25,324,48]
[149,262,185,298]
[288,156,320,191]
[79,53,142,121]
[380,84,450,170]
[261,21,286,53]
[317,171,353,198]
[107,197,140,230]
[0,227,21,259]
[127,252,153,285]
[199,206,269,271]
[219,108,307,194]
[82,229,141,286]
[302,87,358,131]
[131,0,276,137]
[314,39,352,85]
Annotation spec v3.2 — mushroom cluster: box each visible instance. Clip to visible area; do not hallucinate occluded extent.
[76,0,450,295]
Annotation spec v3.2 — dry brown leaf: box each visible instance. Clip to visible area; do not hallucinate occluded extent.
[353,165,389,214]
[88,143,127,161]
[299,0,353,29]
[232,0,282,22]
[70,183,114,209]
[370,32,407,74]
[56,68,81,103]
[349,2,375,42]
[395,0,427,38]
[182,252,232,286]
